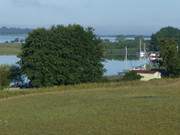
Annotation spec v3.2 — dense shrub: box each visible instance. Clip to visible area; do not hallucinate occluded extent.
[9,65,22,82]
[19,25,104,87]
[159,39,180,77]
[0,65,10,89]
[123,71,142,81]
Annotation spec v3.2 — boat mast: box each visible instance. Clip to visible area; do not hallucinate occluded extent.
[125,46,128,70]
[144,43,146,58]
[177,44,179,53]
[125,46,128,61]
[139,39,142,59]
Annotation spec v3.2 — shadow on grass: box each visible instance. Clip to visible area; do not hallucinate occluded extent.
[131,96,163,100]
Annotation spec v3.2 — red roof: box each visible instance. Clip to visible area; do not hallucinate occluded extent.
[132,70,158,74]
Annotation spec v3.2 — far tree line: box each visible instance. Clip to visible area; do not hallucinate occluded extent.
[0,27,32,35]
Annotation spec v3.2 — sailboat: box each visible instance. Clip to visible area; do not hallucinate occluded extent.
[123,46,129,73]
[139,39,146,59]
[132,39,148,71]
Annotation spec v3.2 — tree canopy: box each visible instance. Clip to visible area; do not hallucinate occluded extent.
[150,27,180,76]
[150,26,180,51]
[0,27,32,35]
[159,39,180,76]
[19,25,104,87]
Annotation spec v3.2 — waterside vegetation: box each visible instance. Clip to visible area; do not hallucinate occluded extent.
[0,43,21,55]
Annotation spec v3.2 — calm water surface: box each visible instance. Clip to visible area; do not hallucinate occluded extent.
[0,56,19,65]
[103,59,147,76]
[0,35,150,43]
[0,56,148,76]
[0,34,27,43]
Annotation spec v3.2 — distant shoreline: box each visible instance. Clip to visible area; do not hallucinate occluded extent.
[0,27,32,35]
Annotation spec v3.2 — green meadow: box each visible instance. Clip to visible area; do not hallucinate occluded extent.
[0,79,180,135]
[0,43,21,55]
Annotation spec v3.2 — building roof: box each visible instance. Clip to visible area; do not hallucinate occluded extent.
[132,70,159,74]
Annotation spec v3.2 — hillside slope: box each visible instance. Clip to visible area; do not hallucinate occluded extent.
[0,79,180,135]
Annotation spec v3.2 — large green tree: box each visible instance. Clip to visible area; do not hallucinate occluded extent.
[159,39,180,76]
[19,25,104,87]
[150,27,180,51]
[150,26,180,76]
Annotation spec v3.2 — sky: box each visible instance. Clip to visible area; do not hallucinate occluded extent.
[0,0,180,35]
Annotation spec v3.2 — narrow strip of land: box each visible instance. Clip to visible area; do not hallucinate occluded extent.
[0,43,21,55]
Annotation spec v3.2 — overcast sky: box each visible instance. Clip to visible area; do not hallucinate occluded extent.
[1,0,180,35]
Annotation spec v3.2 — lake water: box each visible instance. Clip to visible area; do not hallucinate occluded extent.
[103,59,147,76]
[0,56,148,76]
[99,36,151,42]
[0,56,20,65]
[1,35,118,43]
[0,34,151,43]
[1,35,117,43]
[0,34,27,43]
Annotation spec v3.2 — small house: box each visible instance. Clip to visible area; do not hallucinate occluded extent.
[133,70,162,81]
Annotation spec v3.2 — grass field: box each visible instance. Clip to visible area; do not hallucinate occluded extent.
[0,79,180,135]
[0,43,21,55]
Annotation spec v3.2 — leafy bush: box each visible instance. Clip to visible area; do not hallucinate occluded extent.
[9,65,22,82]
[19,25,104,87]
[123,71,142,81]
[0,65,10,89]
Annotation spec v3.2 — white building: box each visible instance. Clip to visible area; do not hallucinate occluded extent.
[134,70,162,81]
